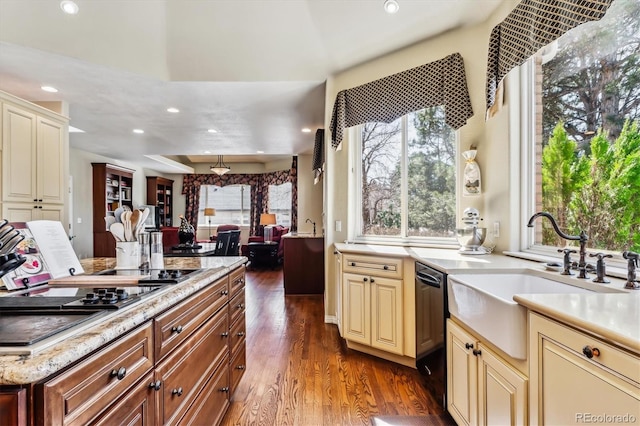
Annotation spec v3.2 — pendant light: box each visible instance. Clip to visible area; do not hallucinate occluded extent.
[210,155,231,175]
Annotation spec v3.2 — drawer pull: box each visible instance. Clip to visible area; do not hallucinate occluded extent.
[383,265,389,270]
[221,290,229,296]
[110,367,127,380]
[171,325,183,334]
[221,332,229,337]
[350,262,356,266]
[363,277,368,282]
[370,278,375,283]
[172,387,183,397]
[237,331,245,337]
[465,343,474,349]
[582,345,600,359]
[472,349,482,356]
[237,303,245,309]
[236,365,246,370]
[149,380,162,391]
[219,386,230,393]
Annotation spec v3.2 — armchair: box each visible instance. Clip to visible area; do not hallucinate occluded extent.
[207,224,240,242]
[241,225,289,262]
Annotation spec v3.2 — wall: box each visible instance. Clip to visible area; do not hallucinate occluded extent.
[324,1,520,320]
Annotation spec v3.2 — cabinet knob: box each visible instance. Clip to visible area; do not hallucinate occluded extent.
[221,290,229,296]
[350,262,356,266]
[219,386,230,393]
[472,349,482,356]
[465,343,474,349]
[221,332,229,337]
[148,380,162,391]
[33,205,38,209]
[110,367,127,380]
[38,199,43,202]
[582,345,600,359]
[363,277,368,282]
[33,199,38,202]
[171,325,183,334]
[237,303,245,309]
[370,278,375,283]
[236,364,246,370]
[237,331,245,337]
[383,265,389,270]
[172,387,183,397]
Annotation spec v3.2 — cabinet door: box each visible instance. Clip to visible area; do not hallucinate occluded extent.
[2,103,37,203]
[335,251,342,334]
[36,116,65,204]
[370,276,403,355]
[92,372,156,426]
[476,343,527,426]
[342,273,370,345]
[2,202,36,223]
[447,319,478,426]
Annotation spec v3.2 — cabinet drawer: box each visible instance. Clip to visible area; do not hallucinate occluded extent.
[41,322,154,426]
[229,266,245,297]
[229,312,246,358]
[92,371,156,426]
[342,255,403,279]
[230,345,247,395]
[155,307,229,425]
[177,354,230,426]
[531,313,640,384]
[154,276,228,361]
[229,289,245,326]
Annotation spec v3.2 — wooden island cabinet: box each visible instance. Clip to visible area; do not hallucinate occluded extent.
[0,262,246,426]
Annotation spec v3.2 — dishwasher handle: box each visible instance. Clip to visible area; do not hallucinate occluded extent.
[416,271,441,288]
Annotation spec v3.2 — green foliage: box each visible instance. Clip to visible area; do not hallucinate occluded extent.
[542,121,640,251]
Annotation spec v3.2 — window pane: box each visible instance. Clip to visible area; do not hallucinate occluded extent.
[268,182,292,226]
[360,121,402,236]
[536,0,640,252]
[198,185,251,226]
[407,107,456,237]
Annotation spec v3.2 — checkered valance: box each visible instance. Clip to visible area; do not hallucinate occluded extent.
[486,0,615,112]
[312,129,324,171]
[330,53,473,149]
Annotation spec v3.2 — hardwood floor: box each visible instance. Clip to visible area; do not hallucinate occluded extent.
[221,267,446,426]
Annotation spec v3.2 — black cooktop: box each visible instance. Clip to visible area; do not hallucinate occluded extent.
[94,268,200,284]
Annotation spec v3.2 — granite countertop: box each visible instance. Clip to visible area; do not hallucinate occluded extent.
[334,242,640,354]
[0,256,247,385]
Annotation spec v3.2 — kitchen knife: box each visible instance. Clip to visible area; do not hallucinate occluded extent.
[0,229,19,251]
[0,234,24,255]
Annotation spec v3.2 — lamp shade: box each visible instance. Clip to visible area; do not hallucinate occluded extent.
[259,213,277,226]
[210,155,231,175]
[204,208,216,217]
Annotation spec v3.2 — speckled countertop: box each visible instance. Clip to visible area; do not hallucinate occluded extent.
[0,256,247,385]
[335,243,640,355]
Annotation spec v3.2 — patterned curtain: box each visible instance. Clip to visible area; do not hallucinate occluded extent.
[329,53,473,149]
[486,0,615,113]
[312,129,324,184]
[181,156,298,235]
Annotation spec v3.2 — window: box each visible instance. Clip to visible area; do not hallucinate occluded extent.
[524,0,640,254]
[354,107,458,244]
[268,182,292,226]
[198,185,251,226]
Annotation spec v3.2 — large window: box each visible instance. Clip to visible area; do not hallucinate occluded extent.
[525,0,640,254]
[355,107,457,243]
[268,182,292,226]
[198,185,251,226]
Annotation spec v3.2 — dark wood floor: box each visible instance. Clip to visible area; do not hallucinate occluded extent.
[221,267,446,426]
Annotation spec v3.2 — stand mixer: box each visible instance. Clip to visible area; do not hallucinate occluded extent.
[456,208,488,254]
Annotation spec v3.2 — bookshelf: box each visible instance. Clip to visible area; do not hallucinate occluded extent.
[146,176,174,228]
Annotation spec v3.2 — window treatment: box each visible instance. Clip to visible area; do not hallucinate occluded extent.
[182,156,298,235]
[312,129,324,184]
[486,0,615,113]
[329,52,473,149]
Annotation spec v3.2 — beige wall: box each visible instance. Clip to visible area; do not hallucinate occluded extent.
[323,1,520,320]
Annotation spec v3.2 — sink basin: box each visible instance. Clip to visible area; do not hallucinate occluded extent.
[447,272,593,359]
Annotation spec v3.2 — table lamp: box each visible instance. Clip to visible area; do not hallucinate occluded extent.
[204,208,216,240]
[259,213,277,243]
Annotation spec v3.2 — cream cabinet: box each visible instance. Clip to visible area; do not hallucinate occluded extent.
[447,319,528,426]
[1,91,68,226]
[529,312,640,425]
[342,255,404,356]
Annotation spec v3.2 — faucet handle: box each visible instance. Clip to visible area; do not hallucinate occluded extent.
[557,248,576,275]
[589,253,612,284]
[589,252,613,261]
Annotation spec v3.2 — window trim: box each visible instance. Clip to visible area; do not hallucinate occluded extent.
[347,117,460,249]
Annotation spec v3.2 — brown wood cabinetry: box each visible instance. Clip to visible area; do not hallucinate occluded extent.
[283,236,325,294]
[16,266,247,426]
[146,176,173,228]
[92,163,135,257]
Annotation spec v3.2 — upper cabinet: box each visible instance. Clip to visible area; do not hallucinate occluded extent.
[1,91,69,225]
[146,176,173,228]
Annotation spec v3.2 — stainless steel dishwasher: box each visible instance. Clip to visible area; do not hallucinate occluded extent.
[415,261,447,408]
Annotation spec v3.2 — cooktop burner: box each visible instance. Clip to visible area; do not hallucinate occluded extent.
[94,268,200,284]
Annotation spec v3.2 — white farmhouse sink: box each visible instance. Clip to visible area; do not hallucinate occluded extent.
[447,272,593,359]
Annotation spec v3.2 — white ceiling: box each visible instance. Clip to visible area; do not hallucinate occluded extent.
[0,0,505,173]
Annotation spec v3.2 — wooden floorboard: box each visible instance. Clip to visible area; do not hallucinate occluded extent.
[221,267,445,426]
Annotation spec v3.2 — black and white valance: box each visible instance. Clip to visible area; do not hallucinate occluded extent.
[312,129,324,184]
[330,53,473,149]
[486,0,615,112]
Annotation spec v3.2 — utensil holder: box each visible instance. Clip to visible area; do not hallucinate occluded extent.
[115,241,140,270]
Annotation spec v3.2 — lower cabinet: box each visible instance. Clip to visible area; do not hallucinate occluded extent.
[446,319,528,426]
[529,312,640,425]
[34,266,246,426]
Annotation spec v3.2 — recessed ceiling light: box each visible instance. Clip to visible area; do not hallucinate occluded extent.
[207,129,218,133]
[41,86,58,93]
[384,0,399,14]
[133,129,144,134]
[301,128,312,133]
[167,107,179,113]
[256,150,264,154]
[60,1,79,15]
[204,150,211,154]
[69,125,85,133]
